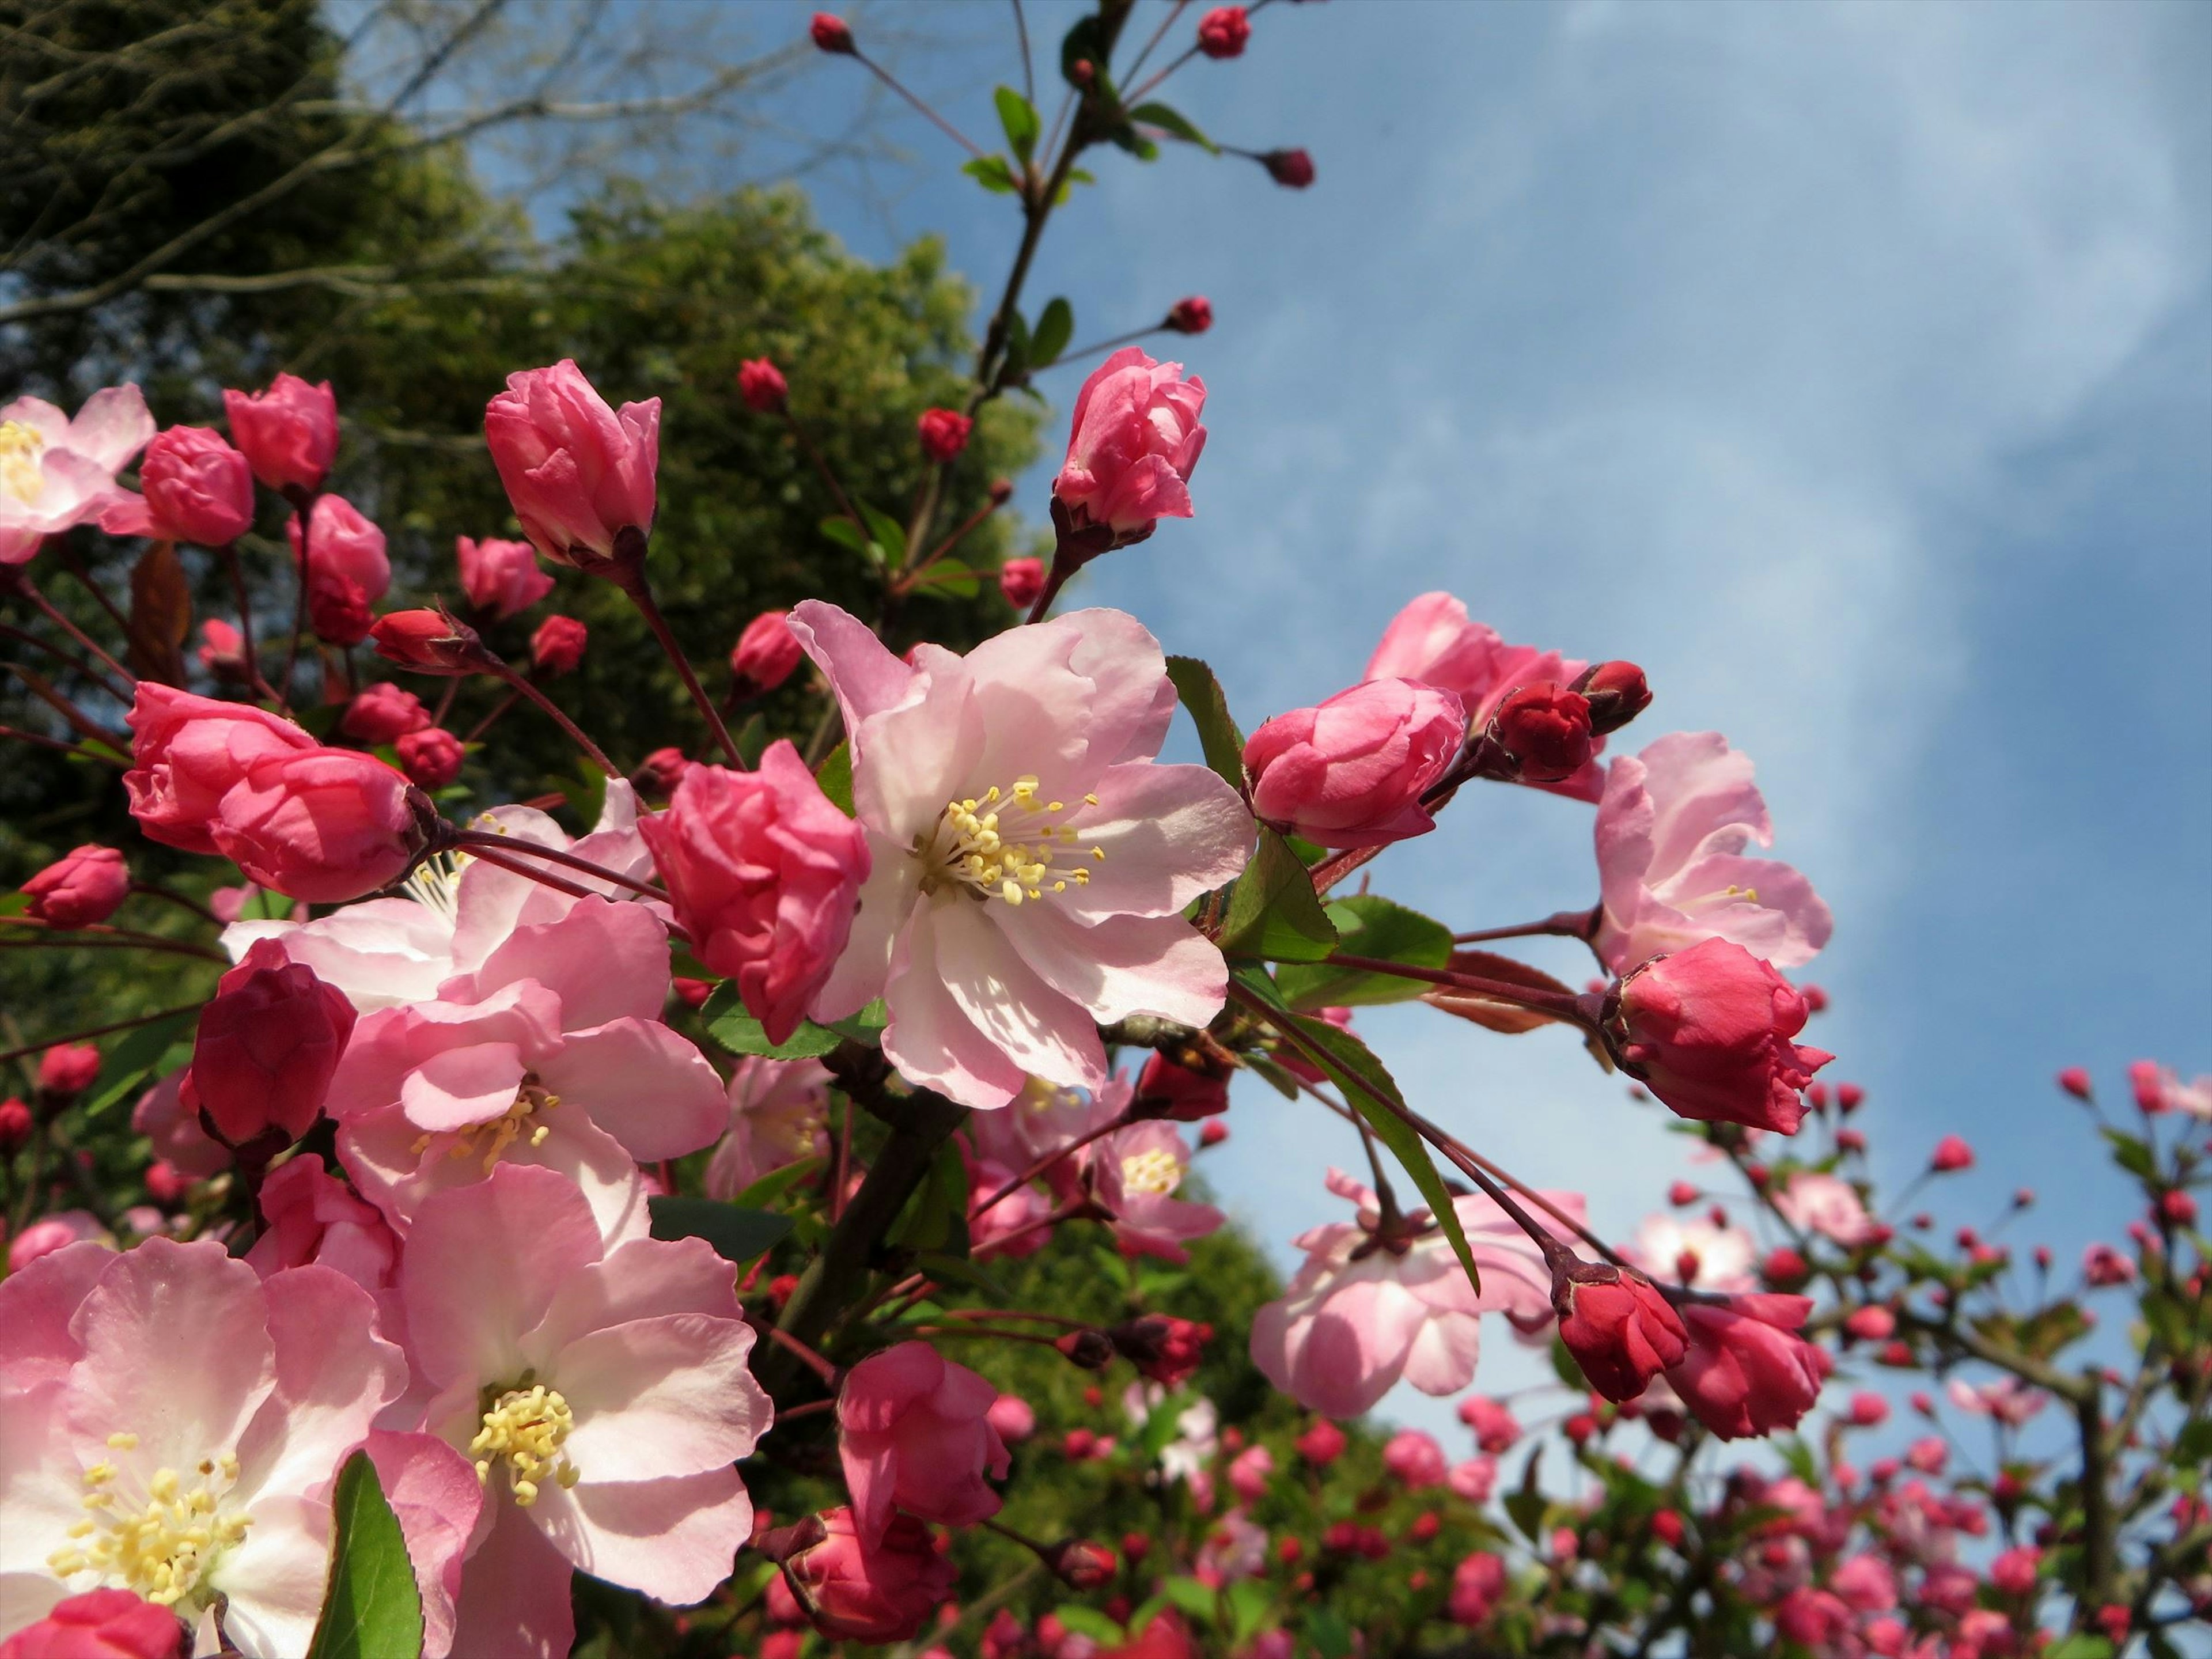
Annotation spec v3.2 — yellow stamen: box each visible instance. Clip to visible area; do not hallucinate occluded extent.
[47,1429,252,1609]
[915,771,1105,905]
[469,1384,578,1509]
[0,420,47,503]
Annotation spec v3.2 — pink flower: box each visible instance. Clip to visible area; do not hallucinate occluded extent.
[191,940,355,1147]
[206,745,426,903]
[456,535,551,619]
[129,1071,228,1179]
[222,374,336,493]
[123,687,310,853]
[1364,591,1606,800]
[1447,1552,1506,1627]
[484,360,660,566]
[637,743,870,1045]
[1593,732,1832,976]
[986,1393,1036,1444]
[737,358,789,414]
[340,681,431,744]
[1553,1260,1688,1402]
[1988,1545,2040,1595]
[787,601,1252,1108]
[968,1075,1127,1189]
[1609,938,1832,1133]
[137,427,255,547]
[1382,1429,1448,1488]
[0,1238,467,1658]
[839,1341,1011,1544]
[1250,1169,1583,1417]
[1668,1293,1827,1440]
[395,1165,770,1642]
[703,1056,831,1198]
[2128,1059,2212,1118]
[775,1509,956,1643]
[6,1210,112,1271]
[1134,1051,1229,1120]
[1830,1552,1897,1612]
[1226,1444,1273,1502]
[1243,679,1465,848]
[287,494,390,645]
[916,408,973,463]
[1928,1133,1974,1172]
[243,1156,399,1305]
[1196,6,1250,58]
[1,386,153,563]
[531,614,587,676]
[20,844,130,929]
[0,1588,181,1659]
[325,896,722,1239]
[1456,1395,1520,1453]
[1087,1120,1222,1263]
[196,619,248,681]
[1774,1172,1877,1247]
[1628,1212,1758,1291]
[396,726,464,790]
[998,556,1045,609]
[1945,1377,2047,1427]
[2083,1242,2135,1286]
[731,609,804,691]
[1051,349,1207,539]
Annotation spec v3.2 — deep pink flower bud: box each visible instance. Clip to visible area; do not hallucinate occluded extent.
[1457,1395,1520,1453]
[1668,1294,1825,1441]
[1668,1180,1698,1206]
[1053,1329,1114,1369]
[123,685,316,854]
[1052,348,1207,539]
[1847,1391,1889,1426]
[2161,1189,2198,1227]
[985,1393,1035,1444]
[916,408,973,464]
[1837,1127,1866,1154]
[634,745,691,796]
[1843,1305,1895,1340]
[456,535,551,619]
[1570,660,1652,735]
[732,609,803,691]
[531,614,587,676]
[2056,1065,2093,1100]
[339,682,431,745]
[1198,1118,1228,1146]
[772,1509,954,1643]
[1929,1134,1974,1172]
[1836,1082,1865,1111]
[1197,6,1251,58]
[998,556,1045,609]
[1134,1051,1229,1121]
[139,427,253,546]
[368,608,489,676]
[1109,1315,1211,1386]
[809,12,855,54]
[21,843,130,929]
[144,1160,191,1206]
[838,1340,1011,1543]
[306,578,372,647]
[484,359,660,567]
[39,1043,101,1097]
[1988,1545,2040,1595]
[1489,681,1593,781]
[1048,1540,1116,1590]
[189,939,354,1147]
[1262,148,1316,188]
[396,726,464,790]
[195,619,248,682]
[222,373,337,493]
[1608,939,1833,1133]
[0,1097,29,1153]
[1553,1259,1688,1401]
[1295,1419,1346,1465]
[242,1155,397,1295]
[287,495,390,646]
[636,744,870,1044]
[1651,1509,1684,1547]
[1244,677,1465,847]
[211,745,425,903]
[0,1588,183,1659]
[737,358,790,414]
[1382,1429,1448,1487]
[1762,1246,1810,1289]
[1447,1553,1505,1628]
[1166,296,1213,334]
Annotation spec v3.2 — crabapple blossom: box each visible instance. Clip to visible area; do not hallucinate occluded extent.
[1382,1430,1448,1488]
[130,428,255,548]
[0,1588,181,1659]
[340,682,431,744]
[730,608,804,691]
[703,1056,831,1199]
[998,556,1045,609]
[20,844,130,929]
[1088,1120,1221,1263]
[456,535,552,619]
[1552,1260,1688,1402]
[39,1045,101,1098]
[196,619,247,680]
[2129,1060,2211,1118]
[1775,1172,1878,1247]
[1198,7,1250,58]
[289,497,391,638]
[396,727,465,790]
[1050,350,1207,540]
[1487,683,1593,783]
[1944,1377,2048,1426]
[0,385,152,563]
[838,1342,1011,1544]
[1608,938,1832,1133]
[529,615,587,676]
[772,1510,954,1643]
[6,1210,112,1271]
[1669,1293,1827,1440]
[123,687,315,855]
[916,408,972,463]
[222,374,336,493]
[204,746,427,903]
[736,358,788,413]
[788,600,1252,1107]
[483,360,660,567]
[1457,1395,1520,1453]
[1243,679,1465,848]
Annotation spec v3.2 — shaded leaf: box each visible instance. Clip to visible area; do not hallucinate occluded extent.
[702,985,844,1058]
[725,1156,824,1213]
[857,502,907,565]
[306,1452,423,1659]
[1276,896,1453,1009]
[647,1197,793,1264]
[1031,297,1074,366]
[1218,828,1335,964]
[1422,948,1577,1035]
[1129,101,1219,154]
[815,743,853,816]
[125,541,191,683]
[994,86,1040,161]
[1164,655,1247,786]
[962,154,1020,195]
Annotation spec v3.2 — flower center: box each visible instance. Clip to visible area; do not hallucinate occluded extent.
[411,1077,560,1173]
[47,1431,250,1609]
[470,1382,579,1508]
[0,420,47,503]
[1120,1148,1183,1197]
[915,775,1103,905]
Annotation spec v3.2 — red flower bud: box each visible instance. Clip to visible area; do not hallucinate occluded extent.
[1762,1247,1810,1289]
[0,1588,183,1659]
[1671,1294,1826,1441]
[396,726,465,790]
[39,1044,100,1099]
[2056,1066,2093,1101]
[1609,940,1832,1134]
[1166,296,1213,334]
[1262,148,1315,188]
[775,1509,953,1643]
[1488,681,1593,782]
[738,358,790,414]
[1053,1328,1116,1370]
[340,683,431,745]
[987,477,1014,506]
[1552,1259,1688,1402]
[1929,1134,1974,1173]
[369,609,491,676]
[916,408,973,464]
[1651,1510,1684,1548]
[189,940,354,1148]
[1197,6,1251,58]
[0,1097,29,1154]
[1570,660,1651,736]
[531,615,587,677]
[998,556,1045,610]
[139,427,254,546]
[1198,1119,1228,1147]
[21,844,130,929]
[731,609,803,692]
[145,1160,192,1206]
[223,373,337,494]
[1294,1419,1346,1465]
[809,12,855,54]
[634,746,692,796]
[1108,1315,1211,1387]
[1134,1051,1229,1121]
[1048,1540,1115,1590]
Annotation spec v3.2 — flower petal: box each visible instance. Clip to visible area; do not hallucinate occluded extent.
[554,1315,768,1480]
[535,1017,725,1161]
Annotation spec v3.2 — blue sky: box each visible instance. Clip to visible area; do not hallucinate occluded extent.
[468,1,2212,1436]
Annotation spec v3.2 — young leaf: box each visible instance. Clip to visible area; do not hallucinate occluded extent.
[994,86,1040,161]
[1128,101,1219,154]
[1052,1606,1126,1643]
[857,502,908,566]
[962,154,1020,195]
[1422,948,1578,1036]
[887,1138,971,1255]
[1164,655,1248,786]
[726,1156,824,1213]
[702,985,845,1059]
[819,516,870,556]
[1031,296,1074,366]
[815,743,854,816]
[647,1197,793,1265]
[1218,828,1336,964]
[908,557,981,599]
[306,1452,424,1659]
[1275,895,1453,1009]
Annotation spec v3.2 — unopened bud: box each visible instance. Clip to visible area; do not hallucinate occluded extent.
[1054,1328,1115,1370]
[369,608,492,676]
[1262,147,1316,189]
[809,12,854,54]
[1570,660,1651,735]
[1166,296,1214,335]
[1488,682,1593,782]
[987,477,1015,506]
[1108,1315,1211,1386]
[1047,1540,1115,1590]
[737,358,789,414]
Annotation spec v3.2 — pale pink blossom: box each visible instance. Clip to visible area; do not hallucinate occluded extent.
[1226,1444,1273,1502]
[703,1056,831,1199]
[222,374,337,494]
[5,1210,113,1272]
[130,1071,229,1180]
[2128,1060,2212,1119]
[788,601,1252,1109]
[1051,349,1207,539]
[0,387,153,564]
[1250,1169,1585,1418]
[1593,732,1832,975]
[1363,591,1605,800]
[1774,1172,1877,1248]
[397,1166,769,1648]
[968,1075,1128,1195]
[1944,1377,2048,1427]
[1196,1510,1267,1583]
[985,1394,1036,1444]
[1627,1213,1757,1293]
[325,896,722,1240]
[244,1157,400,1308]
[0,1239,472,1659]
[1086,1120,1222,1263]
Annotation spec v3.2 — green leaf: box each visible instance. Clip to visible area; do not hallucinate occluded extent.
[1128,101,1219,154]
[1504,1448,1548,1543]
[888,1137,971,1255]
[1059,14,1113,92]
[1304,1607,1355,1659]
[307,1452,423,1659]
[1550,1334,1584,1391]
[994,86,1040,161]
[819,515,870,556]
[1158,1577,1217,1622]
[2045,1639,2113,1659]
[1031,297,1074,366]
[1235,967,1482,1295]
[2173,1416,2212,1465]
[815,743,854,816]
[725,1156,824,1213]
[858,502,908,566]
[732,713,768,768]
[962,154,1020,195]
[826,999,886,1046]
[908,557,981,599]
[1275,896,1453,1009]
[646,1197,793,1265]
[702,984,845,1058]
[914,1251,1012,1300]
[1164,655,1247,786]
[1052,1606,1125,1642]
[83,1011,198,1120]
[236,885,293,922]
[1226,1578,1271,1644]
[2101,1127,2155,1181]
[1218,828,1336,964]
[1108,126,1161,161]
[1055,167,1095,205]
